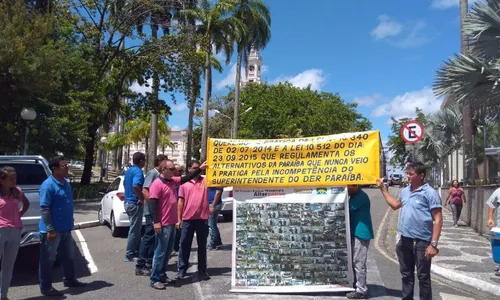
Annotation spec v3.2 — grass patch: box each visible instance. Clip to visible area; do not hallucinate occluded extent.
[70,182,109,200]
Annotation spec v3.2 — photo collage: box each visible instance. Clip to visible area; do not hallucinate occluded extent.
[235,202,350,287]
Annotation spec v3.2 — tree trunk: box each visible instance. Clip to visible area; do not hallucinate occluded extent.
[117,114,124,170]
[148,27,159,170]
[201,50,211,162]
[144,137,149,170]
[460,0,474,183]
[81,129,97,185]
[186,69,199,165]
[233,49,243,139]
[111,114,119,171]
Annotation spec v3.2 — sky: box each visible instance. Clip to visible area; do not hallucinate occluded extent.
[130,0,471,149]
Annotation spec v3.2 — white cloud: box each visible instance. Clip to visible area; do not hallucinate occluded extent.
[396,21,430,48]
[215,63,243,90]
[431,0,479,9]
[371,15,431,48]
[261,65,269,73]
[130,79,152,95]
[371,15,403,40]
[371,87,443,121]
[273,69,327,91]
[171,102,187,112]
[353,94,381,107]
[170,125,182,131]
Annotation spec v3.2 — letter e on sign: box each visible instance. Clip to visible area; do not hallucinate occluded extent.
[400,120,424,144]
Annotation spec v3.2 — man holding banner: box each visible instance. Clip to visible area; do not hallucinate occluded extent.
[346,185,374,299]
[377,161,443,300]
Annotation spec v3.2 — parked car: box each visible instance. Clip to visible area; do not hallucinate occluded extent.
[389,174,403,186]
[0,155,51,247]
[220,186,234,222]
[97,176,144,237]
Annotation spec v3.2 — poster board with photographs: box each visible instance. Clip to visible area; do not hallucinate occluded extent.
[231,187,354,294]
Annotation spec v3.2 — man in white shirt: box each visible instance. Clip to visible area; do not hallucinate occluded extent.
[486,186,500,277]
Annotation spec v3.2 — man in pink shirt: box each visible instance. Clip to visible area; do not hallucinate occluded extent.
[148,159,207,289]
[176,160,210,280]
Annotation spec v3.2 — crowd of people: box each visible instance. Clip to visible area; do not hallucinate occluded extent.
[122,152,224,290]
[0,155,498,299]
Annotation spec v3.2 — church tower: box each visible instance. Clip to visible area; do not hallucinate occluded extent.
[241,48,262,87]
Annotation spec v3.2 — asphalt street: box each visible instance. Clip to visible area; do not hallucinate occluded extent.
[8,189,489,300]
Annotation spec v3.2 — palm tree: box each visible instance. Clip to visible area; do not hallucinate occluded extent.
[231,0,270,138]
[126,112,171,167]
[179,0,244,161]
[434,0,500,180]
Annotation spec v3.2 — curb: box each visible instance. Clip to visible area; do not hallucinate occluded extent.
[74,198,101,203]
[73,220,101,230]
[431,264,500,296]
[376,207,500,298]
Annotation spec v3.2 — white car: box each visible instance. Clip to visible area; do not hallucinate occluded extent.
[97,176,144,237]
[220,186,234,222]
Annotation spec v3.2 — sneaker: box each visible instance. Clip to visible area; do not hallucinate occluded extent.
[198,270,211,280]
[160,277,177,285]
[208,246,218,251]
[454,224,458,228]
[176,272,187,280]
[346,291,367,299]
[41,287,64,296]
[124,256,137,263]
[495,270,500,277]
[135,268,151,276]
[63,280,87,288]
[150,282,166,290]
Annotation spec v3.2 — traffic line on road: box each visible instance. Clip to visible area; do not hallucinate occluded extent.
[75,229,99,274]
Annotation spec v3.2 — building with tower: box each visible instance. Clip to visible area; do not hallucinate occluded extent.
[241,48,262,87]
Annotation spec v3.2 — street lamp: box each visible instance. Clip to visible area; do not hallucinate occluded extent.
[100,136,108,182]
[20,108,37,155]
[214,107,253,139]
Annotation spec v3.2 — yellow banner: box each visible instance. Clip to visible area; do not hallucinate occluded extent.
[206,130,381,188]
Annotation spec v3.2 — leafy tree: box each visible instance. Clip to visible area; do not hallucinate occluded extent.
[231,0,271,138]
[0,0,86,157]
[68,0,198,184]
[179,0,244,161]
[236,83,371,139]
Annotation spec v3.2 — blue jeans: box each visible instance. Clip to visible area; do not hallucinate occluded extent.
[39,231,76,291]
[178,219,209,274]
[137,214,155,269]
[125,201,143,258]
[150,225,175,283]
[208,203,222,248]
[0,227,21,298]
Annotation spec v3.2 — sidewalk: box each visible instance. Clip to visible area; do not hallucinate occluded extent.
[432,208,500,296]
[74,201,101,229]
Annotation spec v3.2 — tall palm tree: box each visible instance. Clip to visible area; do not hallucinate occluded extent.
[179,0,244,161]
[231,0,270,138]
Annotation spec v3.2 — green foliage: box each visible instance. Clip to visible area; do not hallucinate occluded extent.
[0,0,86,156]
[233,83,371,139]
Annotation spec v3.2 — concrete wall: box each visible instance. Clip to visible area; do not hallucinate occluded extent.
[440,185,499,235]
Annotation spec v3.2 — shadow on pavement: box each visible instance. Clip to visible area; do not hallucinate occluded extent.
[11,239,92,287]
[367,284,401,298]
[19,280,114,300]
[74,202,101,215]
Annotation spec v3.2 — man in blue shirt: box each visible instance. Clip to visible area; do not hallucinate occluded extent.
[39,156,86,296]
[207,187,224,250]
[377,161,443,300]
[124,152,146,262]
[346,185,374,299]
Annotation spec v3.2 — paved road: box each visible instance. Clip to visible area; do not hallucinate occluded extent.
[8,189,488,299]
